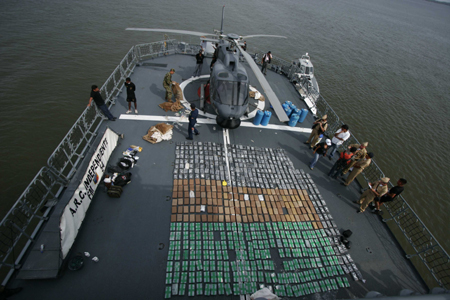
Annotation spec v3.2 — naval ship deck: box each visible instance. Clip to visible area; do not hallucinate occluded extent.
[7,53,427,299]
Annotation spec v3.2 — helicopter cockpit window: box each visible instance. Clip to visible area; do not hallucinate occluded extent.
[218,72,229,78]
[237,74,247,81]
[215,80,248,106]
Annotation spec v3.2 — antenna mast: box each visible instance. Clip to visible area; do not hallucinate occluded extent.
[220,6,225,35]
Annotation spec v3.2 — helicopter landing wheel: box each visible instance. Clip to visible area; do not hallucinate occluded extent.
[216,116,241,129]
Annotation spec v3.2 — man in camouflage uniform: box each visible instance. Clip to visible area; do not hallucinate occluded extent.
[342,142,368,175]
[355,177,389,213]
[342,152,374,186]
[163,68,175,102]
[304,115,328,147]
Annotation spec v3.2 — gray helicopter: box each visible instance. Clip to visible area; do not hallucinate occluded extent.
[127,7,289,129]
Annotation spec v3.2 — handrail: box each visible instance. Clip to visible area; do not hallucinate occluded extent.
[1,40,448,290]
[281,56,449,289]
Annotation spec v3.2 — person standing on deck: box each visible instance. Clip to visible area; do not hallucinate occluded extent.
[355,177,389,213]
[304,115,328,147]
[193,50,204,77]
[342,152,374,186]
[342,142,368,175]
[261,51,272,75]
[163,68,176,102]
[328,125,351,160]
[88,85,116,121]
[372,178,407,214]
[124,77,137,114]
[186,104,199,140]
[328,147,357,179]
[309,139,332,170]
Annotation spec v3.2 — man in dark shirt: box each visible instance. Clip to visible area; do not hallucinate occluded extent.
[261,51,272,75]
[186,104,199,140]
[193,50,204,77]
[124,77,137,114]
[373,178,407,213]
[309,139,331,170]
[328,147,357,179]
[88,85,116,121]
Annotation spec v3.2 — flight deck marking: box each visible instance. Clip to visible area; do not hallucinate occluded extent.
[119,114,312,133]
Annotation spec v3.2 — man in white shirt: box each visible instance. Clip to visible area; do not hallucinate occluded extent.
[328,124,350,160]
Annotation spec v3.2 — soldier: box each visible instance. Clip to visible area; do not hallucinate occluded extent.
[342,152,374,186]
[304,115,328,147]
[355,177,389,213]
[186,104,199,140]
[163,68,176,102]
[342,142,368,175]
[372,178,407,214]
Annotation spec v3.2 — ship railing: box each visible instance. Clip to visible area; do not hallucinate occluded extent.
[46,45,137,181]
[2,40,449,289]
[0,167,66,285]
[250,48,450,289]
[0,45,139,285]
[288,64,449,289]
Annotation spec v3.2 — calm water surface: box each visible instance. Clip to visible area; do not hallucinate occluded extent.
[0,0,449,251]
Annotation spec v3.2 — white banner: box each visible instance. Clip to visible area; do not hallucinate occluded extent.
[60,128,119,258]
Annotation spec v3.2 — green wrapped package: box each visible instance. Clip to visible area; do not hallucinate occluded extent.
[164,286,171,299]
[189,272,196,283]
[180,272,188,284]
[172,272,180,284]
[196,271,202,283]
[196,283,203,295]
[204,283,210,296]
[165,273,172,285]
[218,282,225,295]
[188,284,195,297]
[178,283,186,296]
[224,283,232,295]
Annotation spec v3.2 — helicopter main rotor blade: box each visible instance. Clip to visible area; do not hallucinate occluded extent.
[240,34,287,40]
[200,38,221,43]
[126,28,217,37]
[235,43,289,123]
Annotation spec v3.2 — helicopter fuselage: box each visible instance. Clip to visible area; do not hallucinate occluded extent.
[210,40,249,128]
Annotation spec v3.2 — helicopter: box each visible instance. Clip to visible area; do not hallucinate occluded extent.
[126,6,289,129]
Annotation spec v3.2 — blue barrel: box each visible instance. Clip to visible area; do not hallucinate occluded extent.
[290,108,300,118]
[283,105,292,117]
[288,113,299,127]
[289,105,297,117]
[284,101,292,107]
[253,110,264,126]
[261,111,272,126]
[289,102,296,109]
[298,109,308,123]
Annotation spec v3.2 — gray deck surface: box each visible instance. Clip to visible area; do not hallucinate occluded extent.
[9,54,426,300]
